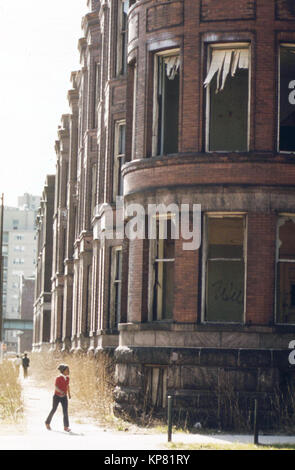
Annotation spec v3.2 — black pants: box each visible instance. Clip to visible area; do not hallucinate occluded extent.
[45,395,69,428]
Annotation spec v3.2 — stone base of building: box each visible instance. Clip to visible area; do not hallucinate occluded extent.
[32,342,56,355]
[113,345,295,430]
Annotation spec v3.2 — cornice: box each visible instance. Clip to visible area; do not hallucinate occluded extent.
[78,37,87,54]
[82,11,100,32]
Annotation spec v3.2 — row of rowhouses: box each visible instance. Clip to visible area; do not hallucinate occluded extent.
[34,0,295,428]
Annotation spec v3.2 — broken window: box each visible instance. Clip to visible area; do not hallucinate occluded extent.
[203,215,246,323]
[113,121,126,200]
[276,217,295,324]
[279,45,295,151]
[153,51,180,156]
[116,0,129,76]
[204,44,250,152]
[110,246,122,328]
[150,218,175,321]
[144,366,167,409]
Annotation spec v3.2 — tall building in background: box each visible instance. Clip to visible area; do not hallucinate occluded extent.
[34,0,295,428]
[2,194,40,351]
[18,194,40,212]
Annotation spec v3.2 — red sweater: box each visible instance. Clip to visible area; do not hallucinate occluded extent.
[55,375,70,397]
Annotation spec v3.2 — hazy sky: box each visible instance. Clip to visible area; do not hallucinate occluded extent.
[0,0,87,207]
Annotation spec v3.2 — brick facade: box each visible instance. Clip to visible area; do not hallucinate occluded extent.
[33,175,55,351]
[34,0,295,428]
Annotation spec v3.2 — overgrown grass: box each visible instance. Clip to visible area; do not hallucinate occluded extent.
[30,351,115,426]
[0,360,23,423]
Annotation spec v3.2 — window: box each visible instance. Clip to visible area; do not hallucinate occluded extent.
[203,215,246,323]
[276,216,295,323]
[279,45,295,152]
[131,62,137,160]
[204,44,250,152]
[150,218,175,321]
[144,366,167,409]
[113,121,126,200]
[85,264,92,334]
[91,164,97,219]
[14,245,25,252]
[153,51,180,156]
[110,247,122,328]
[13,219,19,230]
[116,0,129,76]
[93,63,100,128]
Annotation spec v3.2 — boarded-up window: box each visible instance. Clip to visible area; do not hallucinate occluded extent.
[151,219,175,320]
[144,366,167,409]
[153,52,180,156]
[276,217,295,323]
[279,45,295,151]
[204,216,245,322]
[204,45,250,152]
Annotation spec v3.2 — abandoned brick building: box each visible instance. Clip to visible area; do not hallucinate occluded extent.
[33,0,295,427]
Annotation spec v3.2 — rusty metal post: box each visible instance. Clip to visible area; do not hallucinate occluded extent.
[167,395,173,442]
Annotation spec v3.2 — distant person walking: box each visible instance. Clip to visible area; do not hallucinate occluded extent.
[14,355,22,375]
[45,364,71,432]
[22,353,30,378]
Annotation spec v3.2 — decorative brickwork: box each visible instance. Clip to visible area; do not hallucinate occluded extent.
[275,0,295,20]
[200,0,256,22]
[146,1,184,32]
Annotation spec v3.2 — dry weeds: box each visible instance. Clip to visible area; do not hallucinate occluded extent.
[0,360,23,423]
[30,351,115,425]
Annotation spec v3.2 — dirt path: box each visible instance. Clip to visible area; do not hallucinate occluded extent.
[0,374,184,450]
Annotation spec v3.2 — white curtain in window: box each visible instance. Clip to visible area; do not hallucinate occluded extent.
[164,55,180,80]
[204,49,249,92]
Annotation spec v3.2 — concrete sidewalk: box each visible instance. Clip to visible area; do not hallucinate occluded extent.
[1,376,295,450]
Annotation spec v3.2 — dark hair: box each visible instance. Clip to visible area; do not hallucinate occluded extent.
[57,364,69,373]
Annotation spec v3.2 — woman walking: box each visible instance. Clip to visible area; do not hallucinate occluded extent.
[45,364,71,432]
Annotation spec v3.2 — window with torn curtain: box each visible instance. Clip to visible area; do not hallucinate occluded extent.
[279,45,295,152]
[204,44,250,152]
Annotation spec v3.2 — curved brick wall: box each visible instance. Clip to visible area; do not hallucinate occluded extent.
[114,0,295,428]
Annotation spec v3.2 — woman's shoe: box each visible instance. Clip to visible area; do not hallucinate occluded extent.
[45,423,51,430]
[64,427,71,432]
